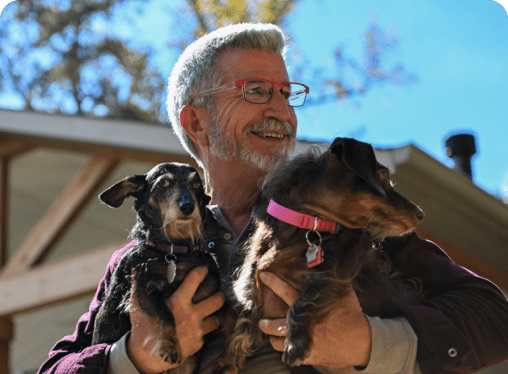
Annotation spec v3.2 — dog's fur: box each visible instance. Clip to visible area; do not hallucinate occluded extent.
[92,163,221,374]
[214,137,425,373]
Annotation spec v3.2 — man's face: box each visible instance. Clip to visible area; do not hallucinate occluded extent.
[207,48,298,172]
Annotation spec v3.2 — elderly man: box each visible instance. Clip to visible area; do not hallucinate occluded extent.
[38,23,508,374]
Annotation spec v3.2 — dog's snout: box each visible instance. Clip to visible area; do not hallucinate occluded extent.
[415,207,425,222]
[179,199,195,216]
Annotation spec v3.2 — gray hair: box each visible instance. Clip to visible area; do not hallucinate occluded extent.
[167,23,288,166]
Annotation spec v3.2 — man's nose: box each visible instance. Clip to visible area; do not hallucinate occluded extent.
[263,89,293,123]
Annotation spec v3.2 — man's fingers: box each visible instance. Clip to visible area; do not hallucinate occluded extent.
[269,336,285,352]
[170,266,209,303]
[259,271,300,306]
[259,318,288,337]
[202,315,221,335]
[195,291,225,318]
[260,319,287,352]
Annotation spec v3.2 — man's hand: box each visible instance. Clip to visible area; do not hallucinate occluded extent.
[127,266,225,374]
[258,271,372,369]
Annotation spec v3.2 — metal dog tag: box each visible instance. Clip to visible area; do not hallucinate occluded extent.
[165,255,177,283]
[306,244,323,268]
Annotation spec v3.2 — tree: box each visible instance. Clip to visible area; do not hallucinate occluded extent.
[0,0,166,121]
[307,16,417,106]
[0,0,416,121]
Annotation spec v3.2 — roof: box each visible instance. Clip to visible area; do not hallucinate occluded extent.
[1,109,508,372]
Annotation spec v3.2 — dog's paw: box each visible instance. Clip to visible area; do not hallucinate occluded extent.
[282,341,308,367]
[151,338,182,364]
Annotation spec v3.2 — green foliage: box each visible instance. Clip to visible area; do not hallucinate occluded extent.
[0,0,416,120]
[187,0,297,36]
[311,16,418,105]
[0,0,166,121]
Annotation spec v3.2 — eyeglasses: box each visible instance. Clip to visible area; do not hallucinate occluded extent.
[192,79,310,107]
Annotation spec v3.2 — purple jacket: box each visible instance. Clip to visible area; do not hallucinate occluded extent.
[37,233,508,374]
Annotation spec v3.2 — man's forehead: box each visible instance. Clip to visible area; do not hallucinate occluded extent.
[216,48,290,82]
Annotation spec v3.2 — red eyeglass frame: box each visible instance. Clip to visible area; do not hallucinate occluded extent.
[191,78,310,105]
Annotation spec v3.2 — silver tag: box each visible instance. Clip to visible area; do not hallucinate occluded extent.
[306,244,319,263]
[167,259,177,283]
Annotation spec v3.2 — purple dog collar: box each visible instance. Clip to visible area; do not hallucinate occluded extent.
[139,240,206,254]
[267,199,337,233]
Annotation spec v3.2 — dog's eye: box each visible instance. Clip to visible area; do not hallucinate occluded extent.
[379,169,389,182]
[159,179,172,187]
[193,181,201,189]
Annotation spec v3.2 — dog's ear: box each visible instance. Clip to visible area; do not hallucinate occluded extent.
[201,191,211,207]
[197,187,211,218]
[330,137,386,196]
[99,175,147,208]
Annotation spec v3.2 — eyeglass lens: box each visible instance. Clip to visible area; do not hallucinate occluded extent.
[243,80,307,107]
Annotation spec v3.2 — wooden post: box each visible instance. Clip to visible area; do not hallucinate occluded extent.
[1,155,7,269]
[0,317,13,374]
[0,156,12,374]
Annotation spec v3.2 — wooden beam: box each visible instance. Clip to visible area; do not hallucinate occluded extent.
[0,242,123,316]
[0,316,12,374]
[0,132,198,168]
[0,316,13,342]
[0,157,7,268]
[0,138,34,158]
[417,228,508,291]
[0,156,119,280]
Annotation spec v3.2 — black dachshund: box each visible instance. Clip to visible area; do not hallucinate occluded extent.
[92,163,223,373]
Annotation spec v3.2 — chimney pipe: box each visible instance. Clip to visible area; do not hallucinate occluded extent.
[445,133,476,180]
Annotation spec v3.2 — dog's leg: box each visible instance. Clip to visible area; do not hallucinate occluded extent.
[92,256,133,345]
[211,307,261,374]
[212,264,263,374]
[282,278,345,367]
[134,272,182,364]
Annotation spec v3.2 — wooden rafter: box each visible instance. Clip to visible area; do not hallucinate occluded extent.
[0,138,34,158]
[0,242,123,316]
[0,155,119,280]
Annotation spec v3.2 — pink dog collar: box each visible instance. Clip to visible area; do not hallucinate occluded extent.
[267,199,337,233]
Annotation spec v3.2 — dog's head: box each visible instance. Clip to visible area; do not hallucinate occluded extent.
[264,137,424,239]
[99,163,209,243]
[326,137,425,237]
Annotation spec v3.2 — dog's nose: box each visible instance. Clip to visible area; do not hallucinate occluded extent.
[415,207,425,222]
[179,201,195,216]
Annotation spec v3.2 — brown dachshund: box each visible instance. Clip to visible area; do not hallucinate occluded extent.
[214,137,425,373]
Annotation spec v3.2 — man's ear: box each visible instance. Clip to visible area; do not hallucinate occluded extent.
[180,105,210,147]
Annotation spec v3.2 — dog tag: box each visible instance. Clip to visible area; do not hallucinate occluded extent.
[167,260,176,283]
[165,255,177,283]
[306,244,323,268]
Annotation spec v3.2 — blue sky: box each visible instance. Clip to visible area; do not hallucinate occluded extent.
[1,0,507,200]
[285,0,508,199]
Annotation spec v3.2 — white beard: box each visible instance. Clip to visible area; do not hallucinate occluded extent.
[209,118,294,172]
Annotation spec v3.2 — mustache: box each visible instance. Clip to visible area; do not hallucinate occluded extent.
[245,119,294,137]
